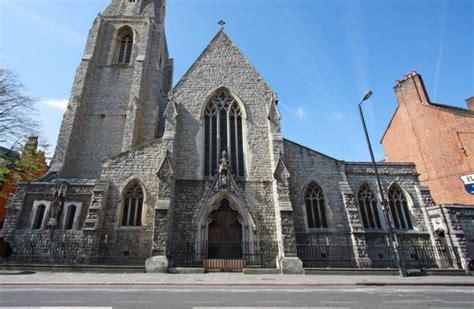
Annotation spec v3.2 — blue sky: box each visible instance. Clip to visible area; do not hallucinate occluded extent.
[0,0,472,162]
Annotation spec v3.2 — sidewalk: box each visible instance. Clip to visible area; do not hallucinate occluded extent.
[1,271,474,287]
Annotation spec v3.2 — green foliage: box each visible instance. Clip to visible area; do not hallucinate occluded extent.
[0,143,48,199]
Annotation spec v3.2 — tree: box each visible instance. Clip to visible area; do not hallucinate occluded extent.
[0,66,39,146]
[0,137,48,200]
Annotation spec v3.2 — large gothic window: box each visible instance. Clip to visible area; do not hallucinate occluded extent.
[305,183,327,229]
[388,185,413,230]
[204,90,244,177]
[121,182,144,227]
[357,184,382,229]
[115,27,133,64]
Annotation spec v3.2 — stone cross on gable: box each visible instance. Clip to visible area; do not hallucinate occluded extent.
[218,20,226,29]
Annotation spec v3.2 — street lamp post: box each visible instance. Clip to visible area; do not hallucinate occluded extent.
[358,91,406,277]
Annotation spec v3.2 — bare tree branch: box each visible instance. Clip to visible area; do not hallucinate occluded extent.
[0,66,39,147]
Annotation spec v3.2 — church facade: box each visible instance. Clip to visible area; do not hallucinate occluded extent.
[2,0,464,272]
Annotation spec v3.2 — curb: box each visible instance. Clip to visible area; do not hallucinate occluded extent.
[0,282,473,287]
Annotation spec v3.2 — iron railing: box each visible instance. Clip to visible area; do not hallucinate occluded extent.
[296,243,460,270]
[170,241,279,268]
[3,236,461,271]
[6,238,148,265]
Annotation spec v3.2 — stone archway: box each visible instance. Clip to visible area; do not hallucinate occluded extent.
[195,191,256,264]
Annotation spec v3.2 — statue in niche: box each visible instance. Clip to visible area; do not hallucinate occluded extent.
[218,151,229,188]
[48,181,67,229]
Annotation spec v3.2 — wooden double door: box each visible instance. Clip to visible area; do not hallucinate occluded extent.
[207,199,243,260]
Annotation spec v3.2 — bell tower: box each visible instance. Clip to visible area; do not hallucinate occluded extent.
[50,0,173,178]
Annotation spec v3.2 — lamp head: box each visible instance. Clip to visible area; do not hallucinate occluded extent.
[362,91,373,102]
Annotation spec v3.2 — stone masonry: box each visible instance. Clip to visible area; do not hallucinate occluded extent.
[2,0,465,272]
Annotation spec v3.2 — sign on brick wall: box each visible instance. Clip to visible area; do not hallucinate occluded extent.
[460,174,474,194]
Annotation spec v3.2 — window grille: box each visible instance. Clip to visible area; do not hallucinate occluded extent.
[305,183,327,228]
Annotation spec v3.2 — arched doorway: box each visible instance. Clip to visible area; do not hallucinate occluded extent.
[195,191,257,271]
[208,199,243,259]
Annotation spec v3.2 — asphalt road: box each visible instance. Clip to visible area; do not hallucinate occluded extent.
[0,285,473,309]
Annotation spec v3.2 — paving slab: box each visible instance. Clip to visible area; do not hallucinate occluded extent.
[0,271,473,287]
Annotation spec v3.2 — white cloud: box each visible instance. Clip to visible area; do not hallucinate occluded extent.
[295,107,307,120]
[280,102,308,120]
[5,1,84,45]
[41,99,68,111]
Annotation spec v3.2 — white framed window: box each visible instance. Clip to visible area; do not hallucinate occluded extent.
[31,200,51,230]
[61,202,82,230]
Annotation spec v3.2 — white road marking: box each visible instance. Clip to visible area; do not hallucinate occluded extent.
[194,307,351,309]
[385,299,434,303]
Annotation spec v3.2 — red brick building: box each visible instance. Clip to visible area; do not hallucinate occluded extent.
[0,148,19,229]
[382,71,474,206]
[0,137,48,229]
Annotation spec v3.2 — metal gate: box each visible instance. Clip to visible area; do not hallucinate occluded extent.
[205,199,244,272]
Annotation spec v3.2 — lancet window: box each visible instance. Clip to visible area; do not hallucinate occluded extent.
[388,185,413,229]
[33,204,46,230]
[357,184,382,229]
[204,90,244,177]
[305,183,327,229]
[64,205,77,230]
[116,28,133,64]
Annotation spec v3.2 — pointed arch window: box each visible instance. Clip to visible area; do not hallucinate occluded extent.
[357,184,382,229]
[204,90,244,177]
[388,185,413,230]
[121,182,144,227]
[305,183,327,228]
[115,28,133,64]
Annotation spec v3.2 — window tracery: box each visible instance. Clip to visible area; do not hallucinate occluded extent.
[115,28,133,64]
[388,185,413,229]
[357,184,382,229]
[204,90,244,177]
[121,182,143,227]
[305,183,327,228]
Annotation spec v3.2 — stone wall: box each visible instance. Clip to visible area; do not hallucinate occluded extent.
[171,30,275,181]
[52,2,171,179]
[98,139,166,261]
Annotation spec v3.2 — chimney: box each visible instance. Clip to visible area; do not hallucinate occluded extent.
[25,136,39,151]
[466,97,474,111]
[394,71,430,106]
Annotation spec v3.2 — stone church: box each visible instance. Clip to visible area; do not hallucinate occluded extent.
[2,0,462,272]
